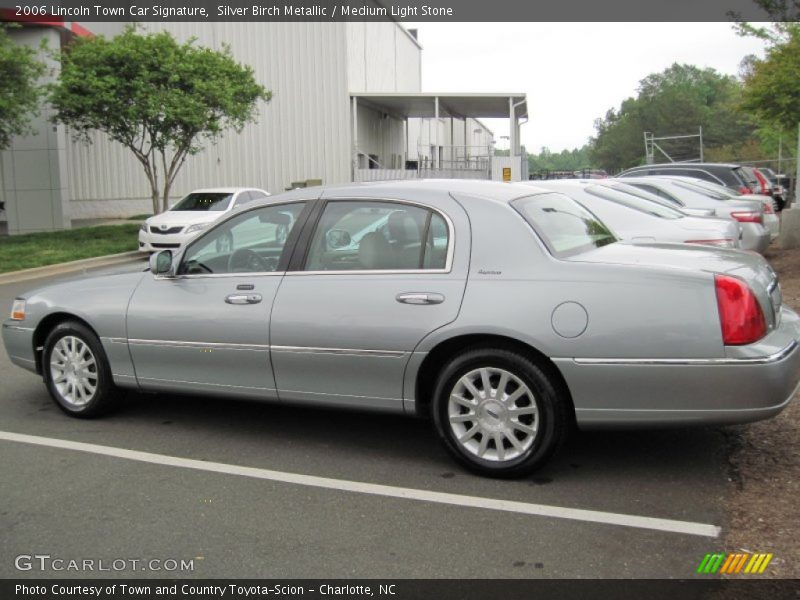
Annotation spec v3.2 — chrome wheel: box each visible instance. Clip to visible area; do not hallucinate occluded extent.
[447,367,539,462]
[49,335,98,407]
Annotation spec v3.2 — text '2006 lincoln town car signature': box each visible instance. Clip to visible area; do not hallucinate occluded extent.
[4,180,800,477]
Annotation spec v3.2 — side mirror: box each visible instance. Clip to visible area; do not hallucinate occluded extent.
[150,250,174,276]
[326,229,351,249]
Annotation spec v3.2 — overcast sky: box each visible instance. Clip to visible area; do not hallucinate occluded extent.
[407,23,769,153]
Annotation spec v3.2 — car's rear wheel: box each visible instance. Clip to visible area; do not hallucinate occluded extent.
[43,321,116,418]
[432,347,569,478]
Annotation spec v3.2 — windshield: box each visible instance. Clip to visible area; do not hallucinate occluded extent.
[512,193,616,258]
[585,185,684,219]
[171,192,233,212]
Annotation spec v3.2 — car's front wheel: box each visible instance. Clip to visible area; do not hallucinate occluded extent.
[43,321,116,418]
[432,347,569,478]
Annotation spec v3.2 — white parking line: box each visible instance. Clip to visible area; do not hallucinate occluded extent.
[0,430,720,538]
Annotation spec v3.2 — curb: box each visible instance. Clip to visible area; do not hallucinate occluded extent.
[0,251,146,286]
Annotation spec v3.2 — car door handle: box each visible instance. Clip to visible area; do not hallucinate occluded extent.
[396,292,445,305]
[225,293,262,305]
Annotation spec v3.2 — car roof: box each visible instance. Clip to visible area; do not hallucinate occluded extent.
[186,187,261,194]
[520,179,593,190]
[624,162,741,170]
[255,179,553,206]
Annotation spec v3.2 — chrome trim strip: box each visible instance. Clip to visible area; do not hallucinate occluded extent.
[271,345,407,358]
[137,376,275,393]
[286,269,449,276]
[166,271,286,280]
[2,324,34,332]
[279,387,401,402]
[572,340,798,366]
[767,279,778,294]
[117,338,406,357]
[128,338,269,351]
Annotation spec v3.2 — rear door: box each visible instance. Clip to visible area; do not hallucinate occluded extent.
[269,193,470,411]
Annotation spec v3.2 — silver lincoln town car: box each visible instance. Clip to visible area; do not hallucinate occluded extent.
[4,180,800,477]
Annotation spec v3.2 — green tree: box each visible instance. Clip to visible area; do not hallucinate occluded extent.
[589,64,754,171]
[740,24,800,132]
[527,144,594,173]
[50,26,270,214]
[0,26,46,151]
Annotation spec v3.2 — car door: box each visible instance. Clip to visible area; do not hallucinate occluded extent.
[126,201,309,398]
[269,194,470,412]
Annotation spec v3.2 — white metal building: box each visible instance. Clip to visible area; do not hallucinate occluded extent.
[0,19,527,233]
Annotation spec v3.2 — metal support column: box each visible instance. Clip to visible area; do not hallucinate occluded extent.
[351,97,358,181]
[509,96,516,156]
[434,96,439,169]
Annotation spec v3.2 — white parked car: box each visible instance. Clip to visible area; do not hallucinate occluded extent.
[138,188,270,253]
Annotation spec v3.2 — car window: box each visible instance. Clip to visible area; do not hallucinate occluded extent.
[585,185,683,219]
[511,193,616,258]
[178,202,305,275]
[304,201,449,271]
[615,182,684,206]
[672,180,731,200]
[232,191,254,208]
[171,192,233,212]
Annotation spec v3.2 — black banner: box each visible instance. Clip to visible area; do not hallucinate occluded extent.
[3,580,800,600]
[0,0,790,23]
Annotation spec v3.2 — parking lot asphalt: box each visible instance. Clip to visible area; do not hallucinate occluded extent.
[0,262,732,579]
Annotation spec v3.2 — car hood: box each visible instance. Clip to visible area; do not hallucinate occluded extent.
[22,269,147,301]
[147,211,223,227]
[569,242,774,288]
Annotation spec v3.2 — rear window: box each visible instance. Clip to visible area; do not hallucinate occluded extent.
[511,193,616,258]
[605,181,684,208]
[584,185,684,219]
[672,179,732,200]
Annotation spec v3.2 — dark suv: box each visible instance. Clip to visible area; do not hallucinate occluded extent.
[618,163,754,195]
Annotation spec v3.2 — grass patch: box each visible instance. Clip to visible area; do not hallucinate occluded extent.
[0,223,141,273]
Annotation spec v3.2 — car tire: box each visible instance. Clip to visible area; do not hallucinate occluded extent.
[432,347,569,478]
[42,321,116,418]
[216,231,234,254]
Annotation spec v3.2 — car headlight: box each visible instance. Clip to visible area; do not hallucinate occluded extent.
[184,223,208,234]
[10,298,26,321]
[140,222,148,232]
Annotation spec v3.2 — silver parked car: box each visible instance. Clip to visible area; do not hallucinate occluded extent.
[522,179,741,249]
[613,176,773,252]
[4,180,800,477]
[658,176,780,241]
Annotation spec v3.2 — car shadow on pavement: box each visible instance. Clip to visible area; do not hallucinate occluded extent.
[104,391,730,491]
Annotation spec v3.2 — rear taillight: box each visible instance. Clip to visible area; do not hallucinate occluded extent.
[730,211,763,224]
[715,275,767,345]
[764,202,774,214]
[738,186,750,195]
[685,239,735,248]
